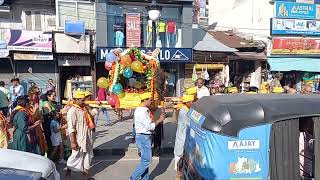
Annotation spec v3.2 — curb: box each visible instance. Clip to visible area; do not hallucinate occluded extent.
[93,147,174,156]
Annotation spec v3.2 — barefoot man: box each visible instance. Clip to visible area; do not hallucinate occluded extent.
[66,91,95,180]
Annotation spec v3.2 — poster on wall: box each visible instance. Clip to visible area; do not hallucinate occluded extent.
[6,29,52,52]
[275,1,317,19]
[271,18,320,36]
[126,13,141,47]
[271,38,320,55]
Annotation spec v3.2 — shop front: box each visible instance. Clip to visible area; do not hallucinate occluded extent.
[268,37,320,92]
[0,29,56,96]
[54,32,93,101]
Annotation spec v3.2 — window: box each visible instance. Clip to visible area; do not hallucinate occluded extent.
[23,10,55,31]
[57,0,95,30]
[106,4,183,48]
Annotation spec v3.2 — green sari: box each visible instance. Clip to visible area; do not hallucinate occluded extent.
[12,111,38,154]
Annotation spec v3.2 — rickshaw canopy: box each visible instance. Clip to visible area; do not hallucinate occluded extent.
[191,94,320,136]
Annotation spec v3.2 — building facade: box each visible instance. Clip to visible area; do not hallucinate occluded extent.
[0,0,57,96]
[208,0,273,42]
[96,0,194,97]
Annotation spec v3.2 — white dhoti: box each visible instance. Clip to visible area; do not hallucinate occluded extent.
[67,148,93,172]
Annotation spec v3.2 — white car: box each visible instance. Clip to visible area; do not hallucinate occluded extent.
[0,149,60,180]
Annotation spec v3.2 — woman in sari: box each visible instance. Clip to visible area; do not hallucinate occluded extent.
[12,96,41,154]
[42,90,57,154]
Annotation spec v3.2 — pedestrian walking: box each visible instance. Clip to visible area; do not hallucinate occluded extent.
[41,90,57,153]
[12,96,41,154]
[65,91,95,180]
[174,95,194,171]
[95,87,111,125]
[0,81,10,117]
[49,110,67,164]
[10,78,24,108]
[130,92,165,180]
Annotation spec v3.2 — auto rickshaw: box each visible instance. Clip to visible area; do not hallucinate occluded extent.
[183,94,320,180]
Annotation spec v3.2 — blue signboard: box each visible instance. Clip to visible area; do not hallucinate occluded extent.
[274,0,320,4]
[271,18,320,36]
[275,1,317,19]
[64,20,85,35]
[185,108,271,180]
[96,47,193,63]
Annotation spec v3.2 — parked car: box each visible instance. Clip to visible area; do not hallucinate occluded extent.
[0,149,60,180]
[183,94,320,180]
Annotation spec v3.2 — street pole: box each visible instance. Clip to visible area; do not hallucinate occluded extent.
[152,21,156,49]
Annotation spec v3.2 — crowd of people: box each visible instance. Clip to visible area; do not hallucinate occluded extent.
[0,78,96,180]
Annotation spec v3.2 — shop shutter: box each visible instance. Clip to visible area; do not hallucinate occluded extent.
[78,2,95,30]
[58,1,77,28]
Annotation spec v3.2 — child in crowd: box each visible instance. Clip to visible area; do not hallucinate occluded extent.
[0,112,8,149]
[49,110,67,164]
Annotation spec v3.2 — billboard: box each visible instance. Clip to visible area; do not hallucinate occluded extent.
[6,30,52,52]
[271,18,320,35]
[275,1,317,19]
[271,38,320,55]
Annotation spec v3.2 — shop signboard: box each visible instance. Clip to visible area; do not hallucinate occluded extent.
[126,13,141,47]
[0,29,9,57]
[274,0,320,4]
[275,1,317,19]
[271,18,320,35]
[271,38,320,55]
[57,55,90,66]
[6,29,52,52]
[96,47,192,63]
[14,53,53,60]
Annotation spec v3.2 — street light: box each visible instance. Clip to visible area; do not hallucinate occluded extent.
[146,0,162,49]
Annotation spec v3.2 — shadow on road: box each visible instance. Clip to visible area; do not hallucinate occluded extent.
[150,156,174,180]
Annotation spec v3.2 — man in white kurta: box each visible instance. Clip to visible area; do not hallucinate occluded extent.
[66,91,94,179]
[174,95,194,171]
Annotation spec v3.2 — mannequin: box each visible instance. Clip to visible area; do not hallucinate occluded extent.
[158,20,166,47]
[146,20,153,47]
[114,27,124,47]
[166,19,177,47]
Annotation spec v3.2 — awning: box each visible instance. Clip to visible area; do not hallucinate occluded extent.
[268,57,320,72]
[232,52,267,61]
[193,33,238,52]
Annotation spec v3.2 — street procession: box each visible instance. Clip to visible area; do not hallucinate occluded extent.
[1,0,320,179]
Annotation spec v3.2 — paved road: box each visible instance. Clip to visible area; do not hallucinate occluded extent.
[57,155,176,180]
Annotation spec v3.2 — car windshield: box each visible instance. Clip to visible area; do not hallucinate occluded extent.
[0,167,42,180]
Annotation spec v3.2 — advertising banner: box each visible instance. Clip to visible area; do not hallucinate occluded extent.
[185,108,271,180]
[275,1,317,19]
[6,30,52,52]
[271,38,320,55]
[14,53,53,61]
[271,18,320,35]
[126,13,141,47]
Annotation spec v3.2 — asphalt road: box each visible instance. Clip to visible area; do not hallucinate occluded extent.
[57,155,176,180]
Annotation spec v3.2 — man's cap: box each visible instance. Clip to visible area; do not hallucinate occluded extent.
[73,91,86,99]
[181,95,194,103]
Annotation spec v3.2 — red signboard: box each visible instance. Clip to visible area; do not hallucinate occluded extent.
[272,38,320,55]
[126,13,141,47]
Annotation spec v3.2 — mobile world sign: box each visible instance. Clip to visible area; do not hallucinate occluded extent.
[96,47,193,63]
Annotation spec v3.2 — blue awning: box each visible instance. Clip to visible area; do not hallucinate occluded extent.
[268,57,320,72]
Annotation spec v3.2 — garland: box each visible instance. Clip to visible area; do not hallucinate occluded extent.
[109,61,120,92]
